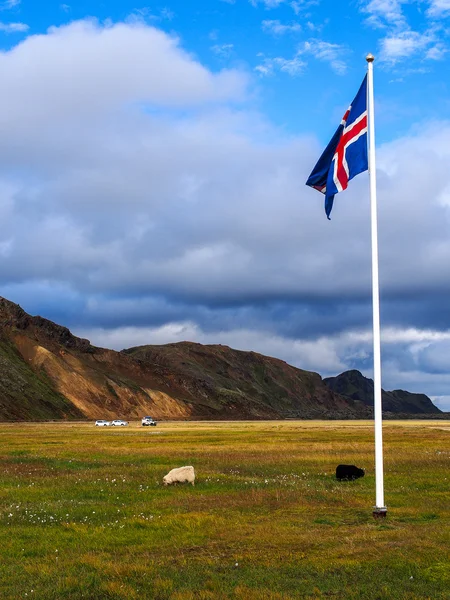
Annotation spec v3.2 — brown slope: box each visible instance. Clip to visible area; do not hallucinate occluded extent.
[122,342,371,419]
[0,296,370,421]
[0,297,193,421]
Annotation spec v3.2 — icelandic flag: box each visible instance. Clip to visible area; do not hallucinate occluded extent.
[306,75,368,219]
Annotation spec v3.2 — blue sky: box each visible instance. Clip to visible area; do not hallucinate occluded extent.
[4,0,450,141]
[1,0,450,409]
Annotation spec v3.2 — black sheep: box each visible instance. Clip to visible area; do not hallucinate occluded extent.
[336,464,365,481]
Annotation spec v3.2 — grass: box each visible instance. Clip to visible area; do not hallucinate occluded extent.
[0,420,449,599]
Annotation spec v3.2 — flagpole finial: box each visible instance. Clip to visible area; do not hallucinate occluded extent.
[366,53,375,63]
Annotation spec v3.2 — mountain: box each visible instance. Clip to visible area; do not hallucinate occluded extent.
[0,296,370,421]
[121,342,370,419]
[0,297,442,421]
[323,369,441,414]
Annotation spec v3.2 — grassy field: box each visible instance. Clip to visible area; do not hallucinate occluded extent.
[0,420,449,600]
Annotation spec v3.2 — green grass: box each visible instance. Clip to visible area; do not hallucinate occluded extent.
[0,420,449,599]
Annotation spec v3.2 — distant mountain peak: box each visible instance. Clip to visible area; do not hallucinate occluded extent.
[0,296,93,353]
[324,369,441,414]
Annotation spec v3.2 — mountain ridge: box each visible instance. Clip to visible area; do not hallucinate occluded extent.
[0,297,444,421]
[324,369,441,414]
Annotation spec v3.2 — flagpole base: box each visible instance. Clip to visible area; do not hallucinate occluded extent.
[372,507,387,519]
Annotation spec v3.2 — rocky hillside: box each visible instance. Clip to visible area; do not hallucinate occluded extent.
[122,342,370,420]
[0,297,442,421]
[0,336,84,421]
[324,369,441,414]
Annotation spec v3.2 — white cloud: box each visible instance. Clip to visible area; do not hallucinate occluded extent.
[128,6,175,23]
[427,0,450,17]
[377,25,447,65]
[255,38,346,76]
[380,29,434,61]
[362,0,449,65]
[211,43,234,58]
[0,21,28,32]
[160,8,175,21]
[250,0,316,10]
[250,0,285,7]
[425,44,447,60]
[306,20,324,32]
[380,328,450,344]
[254,61,272,76]
[0,20,247,126]
[1,0,20,9]
[431,396,450,411]
[60,3,70,12]
[290,1,317,14]
[262,19,302,35]
[300,39,348,74]
[255,54,306,75]
[362,0,407,29]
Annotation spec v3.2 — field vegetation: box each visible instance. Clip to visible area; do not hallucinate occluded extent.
[0,420,449,599]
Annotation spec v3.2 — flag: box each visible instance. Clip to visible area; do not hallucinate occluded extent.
[306,75,368,219]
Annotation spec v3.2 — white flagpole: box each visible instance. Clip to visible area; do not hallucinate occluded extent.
[366,54,387,518]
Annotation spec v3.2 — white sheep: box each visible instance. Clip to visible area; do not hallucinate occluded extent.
[163,466,195,486]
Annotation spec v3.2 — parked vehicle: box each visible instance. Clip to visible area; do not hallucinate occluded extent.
[142,416,157,426]
[95,420,110,427]
[111,419,128,426]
